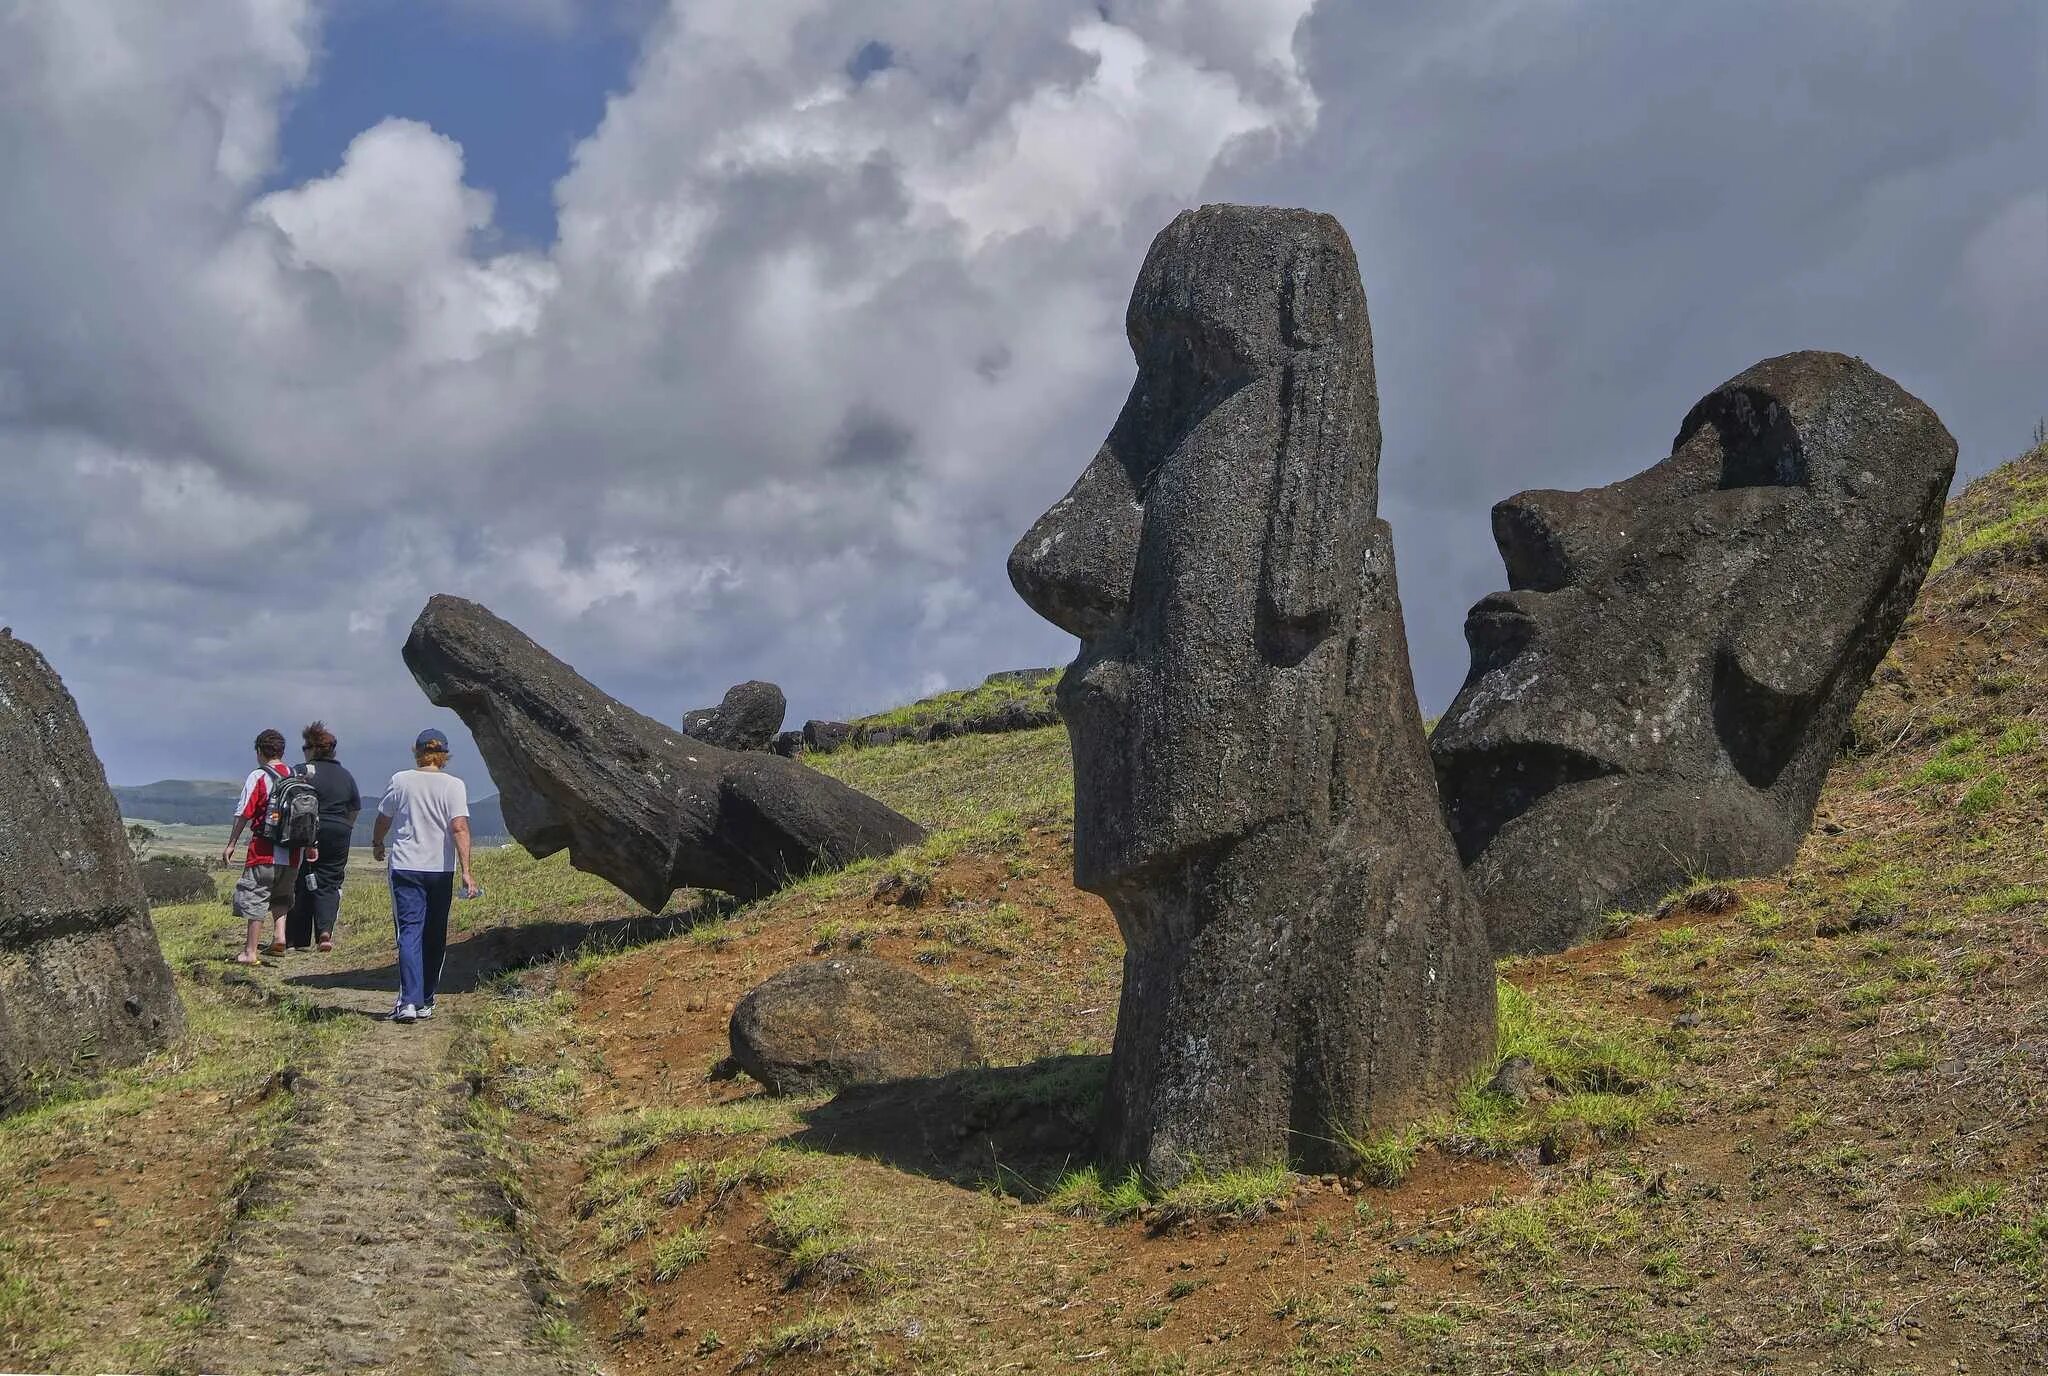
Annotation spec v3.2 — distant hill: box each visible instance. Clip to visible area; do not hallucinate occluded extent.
[113,779,240,826]
[116,777,510,843]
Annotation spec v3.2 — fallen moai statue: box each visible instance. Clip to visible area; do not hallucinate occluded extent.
[1431,351,1957,955]
[682,679,786,752]
[403,596,925,910]
[0,633,184,1106]
[1009,204,1495,1183]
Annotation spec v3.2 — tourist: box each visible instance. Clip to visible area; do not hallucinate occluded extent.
[371,727,477,1024]
[221,728,311,963]
[286,721,360,952]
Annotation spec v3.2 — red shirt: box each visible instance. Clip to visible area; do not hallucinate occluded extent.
[237,761,306,868]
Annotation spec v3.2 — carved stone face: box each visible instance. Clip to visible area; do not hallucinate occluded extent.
[1007,205,1379,893]
[1431,351,1957,951]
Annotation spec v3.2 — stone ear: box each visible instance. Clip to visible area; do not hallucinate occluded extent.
[1257,231,1377,658]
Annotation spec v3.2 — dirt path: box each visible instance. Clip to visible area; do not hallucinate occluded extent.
[190,947,587,1376]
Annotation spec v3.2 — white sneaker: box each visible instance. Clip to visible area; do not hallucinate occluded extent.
[417,1004,434,1021]
[392,1003,418,1024]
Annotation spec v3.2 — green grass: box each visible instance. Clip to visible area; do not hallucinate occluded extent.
[852,670,1059,738]
[810,725,1072,833]
[650,1225,711,1281]
[1927,1183,2005,1220]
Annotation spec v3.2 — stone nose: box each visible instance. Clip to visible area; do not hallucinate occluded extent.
[1008,444,1143,641]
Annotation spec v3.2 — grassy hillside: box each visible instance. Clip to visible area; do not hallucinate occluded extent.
[4,442,2043,1374]
[447,444,2048,1373]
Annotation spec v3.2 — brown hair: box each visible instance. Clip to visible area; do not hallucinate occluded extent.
[302,720,338,761]
[254,728,286,761]
[415,747,451,769]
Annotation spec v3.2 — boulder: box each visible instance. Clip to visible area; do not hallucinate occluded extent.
[1432,352,1957,955]
[770,730,805,758]
[403,597,924,910]
[681,679,786,753]
[1007,204,1495,1183]
[0,636,184,1106]
[137,856,216,906]
[801,719,853,753]
[726,956,979,1095]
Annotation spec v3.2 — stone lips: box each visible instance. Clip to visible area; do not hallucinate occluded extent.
[402,596,924,911]
[681,679,786,753]
[725,956,980,1096]
[1009,204,1494,1182]
[1432,351,1958,955]
[0,635,184,1106]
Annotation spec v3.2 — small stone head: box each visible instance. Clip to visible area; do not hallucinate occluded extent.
[1432,351,1957,945]
[1008,204,1382,893]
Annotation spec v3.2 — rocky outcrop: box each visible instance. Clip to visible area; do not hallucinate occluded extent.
[681,680,786,753]
[402,597,924,911]
[0,635,184,1106]
[725,956,979,1095]
[137,856,216,906]
[1431,351,1957,955]
[1008,204,1495,1183]
[801,720,853,754]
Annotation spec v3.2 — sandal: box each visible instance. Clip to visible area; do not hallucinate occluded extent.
[317,937,334,953]
[268,940,287,956]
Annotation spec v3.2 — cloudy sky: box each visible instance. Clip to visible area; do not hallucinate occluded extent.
[2,0,2040,793]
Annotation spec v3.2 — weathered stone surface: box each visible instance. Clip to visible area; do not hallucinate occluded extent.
[137,856,216,906]
[403,597,924,910]
[1008,204,1495,1183]
[0,636,184,1105]
[1432,351,1957,955]
[727,956,979,1095]
[681,680,786,753]
[770,730,805,758]
[801,719,853,753]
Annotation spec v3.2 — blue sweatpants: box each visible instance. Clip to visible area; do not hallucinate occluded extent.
[390,869,454,1011]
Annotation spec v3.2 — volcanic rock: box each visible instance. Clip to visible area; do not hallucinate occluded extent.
[0,636,184,1106]
[137,856,216,906]
[681,680,786,753]
[1007,204,1495,1183]
[1432,352,1957,955]
[801,720,853,753]
[726,956,979,1095]
[402,597,924,910]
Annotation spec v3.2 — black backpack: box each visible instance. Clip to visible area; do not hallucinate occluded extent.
[256,764,321,850]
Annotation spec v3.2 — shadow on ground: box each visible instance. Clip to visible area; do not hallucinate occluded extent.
[281,895,739,999]
[790,1054,1108,1192]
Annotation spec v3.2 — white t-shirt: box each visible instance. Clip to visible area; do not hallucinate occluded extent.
[377,769,470,873]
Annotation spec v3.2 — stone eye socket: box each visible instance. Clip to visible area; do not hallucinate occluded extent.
[1677,386,1808,490]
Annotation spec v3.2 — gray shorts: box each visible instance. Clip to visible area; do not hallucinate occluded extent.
[233,863,299,920]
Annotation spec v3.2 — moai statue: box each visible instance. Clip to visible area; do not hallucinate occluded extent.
[1009,204,1495,1184]
[1432,351,1957,955]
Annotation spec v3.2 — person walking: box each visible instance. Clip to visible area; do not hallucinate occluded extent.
[222,728,312,963]
[286,721,360,952]
[371,728,476,1024]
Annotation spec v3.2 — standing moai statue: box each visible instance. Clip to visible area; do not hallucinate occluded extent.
[1431,351,1957,954]
[1009,204,1495,1183]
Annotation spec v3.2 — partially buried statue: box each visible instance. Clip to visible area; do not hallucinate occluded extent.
[1,633,184,1106]
[1010,204,1494,1183]
[404,596,924,910]
[1431,351,1957,955]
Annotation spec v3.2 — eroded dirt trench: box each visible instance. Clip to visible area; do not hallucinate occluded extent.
[190,947,584,1376]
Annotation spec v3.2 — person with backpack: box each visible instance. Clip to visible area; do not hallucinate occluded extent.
[222,728,321,963]
[370,728,476,1024]
[285,721,361,952]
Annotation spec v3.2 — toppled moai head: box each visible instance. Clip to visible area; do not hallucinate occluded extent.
[1008,204,1382,892]
[1432,351,1957,954]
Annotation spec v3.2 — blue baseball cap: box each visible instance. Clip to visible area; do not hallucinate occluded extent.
[415,728,450,752]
